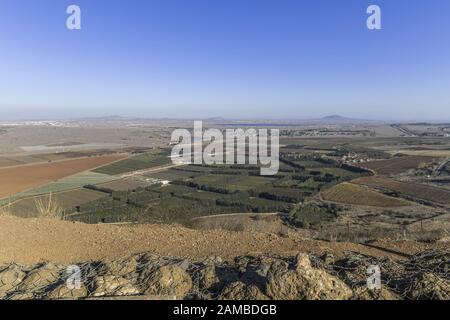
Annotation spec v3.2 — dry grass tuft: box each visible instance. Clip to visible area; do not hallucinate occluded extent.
[34,193,65,219]
[0,202,12,216]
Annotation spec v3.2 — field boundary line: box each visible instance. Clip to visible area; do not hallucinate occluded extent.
[190,212,279,221]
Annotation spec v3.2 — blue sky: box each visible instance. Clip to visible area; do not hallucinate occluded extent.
[0,0,449,121]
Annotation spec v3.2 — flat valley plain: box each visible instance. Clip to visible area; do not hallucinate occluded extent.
[0,119,449,255]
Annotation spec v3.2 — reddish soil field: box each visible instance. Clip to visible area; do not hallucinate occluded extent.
[0,155,125,198]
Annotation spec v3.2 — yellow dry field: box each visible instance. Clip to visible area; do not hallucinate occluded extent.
[390,150,450,157]
[321,182,410,207]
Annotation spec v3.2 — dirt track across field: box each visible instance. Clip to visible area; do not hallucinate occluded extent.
[0,155,125,199]
[0,216,447,265]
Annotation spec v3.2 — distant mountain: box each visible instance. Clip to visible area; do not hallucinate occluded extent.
[75,115,127,121]
[204,117,227,122]
[318,115,378,124]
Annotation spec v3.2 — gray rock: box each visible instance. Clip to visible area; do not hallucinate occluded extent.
[143,265,192,299]
[48,283,89,300]
[92,275,139,297]
[0,264,26,298]
[16,263,62,294]
[193,264,238,294]
[219,281,268,300]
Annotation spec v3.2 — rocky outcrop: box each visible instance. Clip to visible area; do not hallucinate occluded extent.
[0,264,26,298]
[407,272,450,300]
[0,250,448,300]
[92,275,139,297]
[143,265,192,298]
[219,282,269,300]
[265,253,352,300]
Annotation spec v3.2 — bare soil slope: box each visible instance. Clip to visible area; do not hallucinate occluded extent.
[0,216,447,265]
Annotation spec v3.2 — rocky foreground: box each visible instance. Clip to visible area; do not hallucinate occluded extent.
[0,250,448,300]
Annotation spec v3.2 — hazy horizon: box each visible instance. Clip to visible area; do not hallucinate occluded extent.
[2,113,450,124]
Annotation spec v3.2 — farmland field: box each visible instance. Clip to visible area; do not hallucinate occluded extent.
[321,182,410,207]
[357,156,436,175]
[97,177,153,191]
[391,149,450,157]
[6,171,118,201]
[0,155,43,167]
[353,176,450,205]
[0,155,125,199]
[0,150,126,168]
[5,188,106,218]
[145,168,204,180]
[314,167,363,180]
[190,174,275,192]
[67,183,293,224]
[0,158,22,167]
[93,150,171,175]
[64,155,368,224]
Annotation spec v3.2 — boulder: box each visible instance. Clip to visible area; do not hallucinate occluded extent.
[105,256,139,277]
[16,263,62,294]
[143,265,192,299]
[352,286,399,300]
[266,253,352,300]
[194,264,238,293]
[219,281,268,300]
[408,272,450,300]
[48,283,89,300]
[238,256,285,291]
[0,264,26,298]
[92,275,139,297]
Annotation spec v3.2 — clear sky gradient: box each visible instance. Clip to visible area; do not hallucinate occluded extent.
[1,0,449,121]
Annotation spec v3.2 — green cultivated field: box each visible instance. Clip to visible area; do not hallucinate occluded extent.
[190,174,275,192]
[64,148,370,224]
[93,150,171,175]
[0,171,116,205]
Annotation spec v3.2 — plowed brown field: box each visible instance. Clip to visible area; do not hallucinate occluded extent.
[0,155,125,198]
